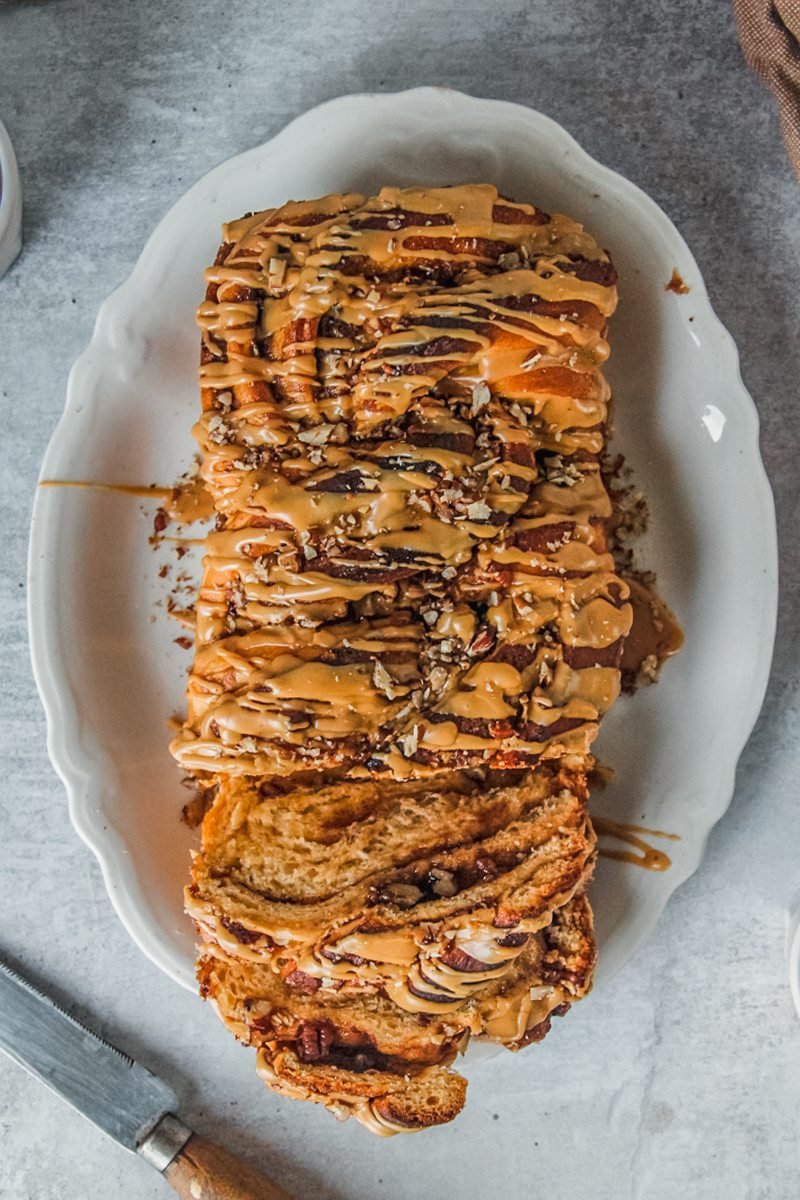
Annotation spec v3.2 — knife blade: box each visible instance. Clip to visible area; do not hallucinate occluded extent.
[0,956,294,1200]
[0,956,182,1152]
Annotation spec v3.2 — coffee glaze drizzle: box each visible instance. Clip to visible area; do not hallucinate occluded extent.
[621,577,684,687]
[171,184,635,780]
[40,479,173,499]
[39,476,214,524]
[593,816,679,871]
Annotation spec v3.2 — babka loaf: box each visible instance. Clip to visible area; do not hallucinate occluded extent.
[173,184,629,1133]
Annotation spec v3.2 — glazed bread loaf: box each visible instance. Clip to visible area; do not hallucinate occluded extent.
[173,184,628,1133]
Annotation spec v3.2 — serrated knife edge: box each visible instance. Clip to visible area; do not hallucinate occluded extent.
[0,956,188,1158]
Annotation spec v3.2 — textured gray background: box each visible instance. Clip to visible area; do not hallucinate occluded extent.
[1,1,799,1197]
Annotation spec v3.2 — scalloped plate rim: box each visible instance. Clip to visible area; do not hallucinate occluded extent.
[28,87,778,996]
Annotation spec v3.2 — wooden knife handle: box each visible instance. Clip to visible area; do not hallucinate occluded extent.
[164,1133,294,1200]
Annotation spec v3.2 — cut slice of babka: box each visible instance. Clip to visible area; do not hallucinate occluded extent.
[198,893,594,1134]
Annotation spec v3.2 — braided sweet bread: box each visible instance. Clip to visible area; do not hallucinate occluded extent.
[173,184,628,1133]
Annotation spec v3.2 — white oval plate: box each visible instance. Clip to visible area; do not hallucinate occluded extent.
[29,88,777,993]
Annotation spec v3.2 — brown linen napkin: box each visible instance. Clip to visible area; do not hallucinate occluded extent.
[734,0,800,181]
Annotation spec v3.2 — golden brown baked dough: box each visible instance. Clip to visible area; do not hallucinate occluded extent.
[198,893,594,1134]
[173,184,627,1133]
[187,767,594,1011]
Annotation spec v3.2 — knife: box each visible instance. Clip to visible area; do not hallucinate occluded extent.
[0,957,294,1199]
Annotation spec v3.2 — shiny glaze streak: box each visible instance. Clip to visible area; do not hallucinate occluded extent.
[594,816,680,871]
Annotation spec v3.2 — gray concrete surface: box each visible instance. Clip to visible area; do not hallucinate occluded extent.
[1,1,799,1197]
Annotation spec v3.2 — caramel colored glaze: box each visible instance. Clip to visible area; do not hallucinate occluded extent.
[593,816,679,871]
[171,184,633,778]
[40,479,174,499]
[477,982,563,1042]
[39,476,214,523]
[167,607,196,629]
[665,269,690,295]
[621,577,684,678]
[164,475,215,523]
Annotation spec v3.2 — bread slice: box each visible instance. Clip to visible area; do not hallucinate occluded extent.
[198,893,593,1133]
[198,945,468,1067]
[256,1050,468,1136]
[200,893,594,1053]
[200,943,468,1134]
[187,767,595,1009]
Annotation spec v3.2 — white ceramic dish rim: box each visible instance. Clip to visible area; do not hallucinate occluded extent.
[28,88,778,993]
